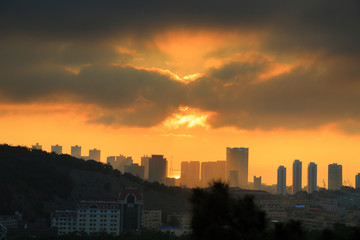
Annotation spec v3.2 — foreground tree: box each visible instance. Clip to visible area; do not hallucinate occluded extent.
[190,181,267,240]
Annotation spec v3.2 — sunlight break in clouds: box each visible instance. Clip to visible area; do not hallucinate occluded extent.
[164,106,210,129]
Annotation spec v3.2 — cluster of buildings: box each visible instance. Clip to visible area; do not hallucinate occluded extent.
[0,192,191,238]
[51,189,143,235]
[32,143,101,162]
[127,147,249,188]
[276,160,360,195]
[32,143,360,194]
[32,143,250,189]
[177,148,249,188]
[50,188,191,237]
[256,189,360,230]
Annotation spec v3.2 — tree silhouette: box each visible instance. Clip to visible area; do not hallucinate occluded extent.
[190,181,266,240]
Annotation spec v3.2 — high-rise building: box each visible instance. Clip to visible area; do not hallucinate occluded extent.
[180,161,200,188]
[114,155,133,172]
[292,160,302,194]
[307,162,317,193]
[124,163,145,179]
[107,156,116,166]
[328,163,342,190]
[120,188,143,232]
[148,155,167,183]
[89,148,101,162]
[226,147,248,187]
[51,144,62,155]
[254,176,261,190]
[141,155,150,179]
[71,145,81,158]
[200,161,226,187]
[229,171,239,187]
[32,143,42,150]
[356,173,360,189]
[277,166,286,195]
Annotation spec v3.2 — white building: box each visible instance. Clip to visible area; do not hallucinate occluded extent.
[308,162,317,193]
[51,145,63,155]
[51,189,143,236]
[76,199,121,235]
[277,166,286,195]
[51,210,77,235]
[293,160,302,194]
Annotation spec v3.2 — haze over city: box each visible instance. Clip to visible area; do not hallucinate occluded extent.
[2,0,360,187]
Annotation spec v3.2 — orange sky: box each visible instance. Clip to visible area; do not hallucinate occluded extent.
[1,103,360,187]
[2,1,360,188]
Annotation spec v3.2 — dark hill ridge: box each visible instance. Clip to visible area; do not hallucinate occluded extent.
[0,144,190,221]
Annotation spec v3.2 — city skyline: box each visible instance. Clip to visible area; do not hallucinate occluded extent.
[2,1,360,187]
[17,141,360,189]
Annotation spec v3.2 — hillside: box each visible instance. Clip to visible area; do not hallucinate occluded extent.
[0,144,190,221]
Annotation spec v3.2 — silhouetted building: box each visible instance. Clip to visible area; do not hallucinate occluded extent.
[119,188,143,232]
[165,177,176,186]
[107,156,116,165]
[141,155,150,179]
[200,161,226,187]
[307,162,317,193]
[356,173,360,189]
[71,145,81,158]
[293,159,302,194]
[148,155,167,183]
[124,163,145,179]
[89,148,101,162]
[229,170,239,187]
[32,143,42,150]
[254,176,262,190]
[180,161,200,188]
[277,166,286,195]
[328,163,342,190]
[51,144,62,155]
[108,155,133,172]
[226,147,248,187]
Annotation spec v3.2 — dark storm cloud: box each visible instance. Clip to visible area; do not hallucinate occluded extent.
[1,0,360,56]
[0,55,186,126]
[188,57,360,131]
[1,0,360,132]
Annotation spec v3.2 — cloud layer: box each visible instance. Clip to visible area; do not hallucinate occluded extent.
[1,0,360,132]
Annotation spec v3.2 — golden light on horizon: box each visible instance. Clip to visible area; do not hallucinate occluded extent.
[164,110,210,129]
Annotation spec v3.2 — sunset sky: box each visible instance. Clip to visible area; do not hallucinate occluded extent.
[1,1,360,187]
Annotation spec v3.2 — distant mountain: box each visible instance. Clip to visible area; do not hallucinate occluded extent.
[0,144,190,221]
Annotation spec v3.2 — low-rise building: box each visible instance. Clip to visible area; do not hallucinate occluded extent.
[77,199,121,235]
[51,189,143,236]
[142,210,162,230]
[51,210,77,235]
[0,223,7,240]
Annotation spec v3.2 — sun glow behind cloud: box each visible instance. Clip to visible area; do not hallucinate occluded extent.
[164,106,210,129]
